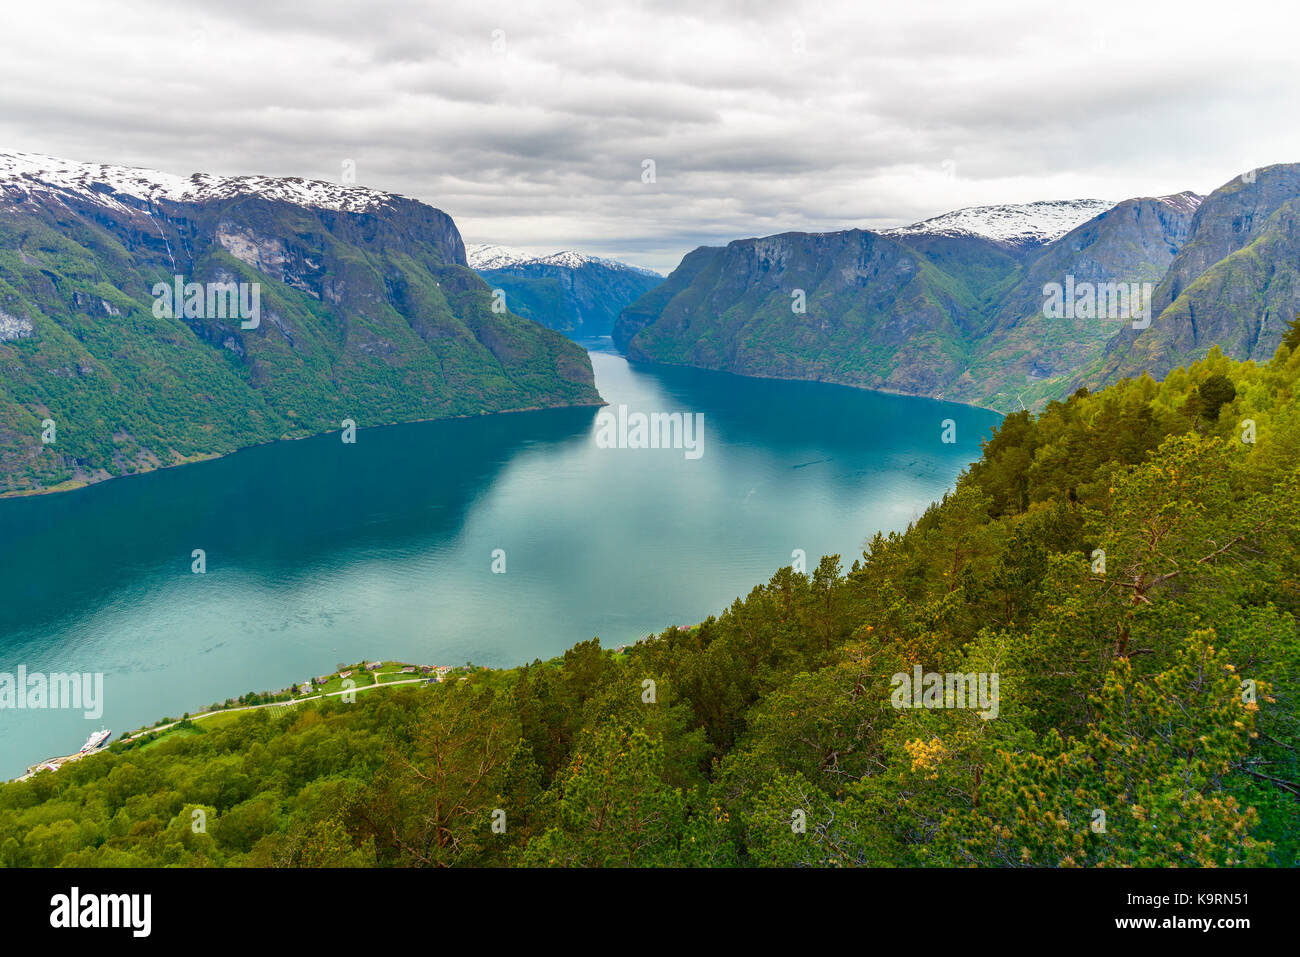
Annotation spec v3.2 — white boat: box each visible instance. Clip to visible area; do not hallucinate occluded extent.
[79,729,111,753]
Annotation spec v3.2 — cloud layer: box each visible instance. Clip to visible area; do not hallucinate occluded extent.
[3,0,1298,272]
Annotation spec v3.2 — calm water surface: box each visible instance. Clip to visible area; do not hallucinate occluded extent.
[0,342,1001,775]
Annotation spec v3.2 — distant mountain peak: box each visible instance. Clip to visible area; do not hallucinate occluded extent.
[881,198,1118,248]
[0,150,401,214]
[1151,190,1205,215]
[466,242,660,276]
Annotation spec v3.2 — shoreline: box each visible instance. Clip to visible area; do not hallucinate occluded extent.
[5,344,1015,502]
[618,353,1013,416]
[10,659,463,782]
[0,397,608,502]
[7,629,694,784]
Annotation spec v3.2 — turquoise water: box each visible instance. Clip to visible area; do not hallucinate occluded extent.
[0,342,1001,777]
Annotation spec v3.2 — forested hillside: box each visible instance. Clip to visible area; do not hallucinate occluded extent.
[3,326,1298,867]
[615,168,1300,414]
[612,194,1202,411]
[0,153,601,495]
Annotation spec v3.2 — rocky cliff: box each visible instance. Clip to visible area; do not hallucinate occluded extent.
[1087,166,1300,388]
[0,152,601,494]
[614,181,1300,412]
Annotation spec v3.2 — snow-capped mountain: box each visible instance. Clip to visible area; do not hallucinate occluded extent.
[1151,190,1205,216]
[465,243,662,338]
[466,243,659,277]
[882,198,1118,248]
[0,150,400,215]
[614,174,1246,412]
[0,149,598,495]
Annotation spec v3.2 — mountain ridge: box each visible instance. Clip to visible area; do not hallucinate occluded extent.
[466,242,660,277]
[880,197,1121,249]
[0,151,600,495]
[615,174,1287,412]
[0,150,409,218]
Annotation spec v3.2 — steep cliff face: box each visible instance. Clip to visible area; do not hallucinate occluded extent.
[617,229,992,396]
[1152,166,1300,310]
[614,245,723,353]
[0,152,600,494]
[615,182,1300,411]
[1089,166,1300,388]
[952,194,1199,408]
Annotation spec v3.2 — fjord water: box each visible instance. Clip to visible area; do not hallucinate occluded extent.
[0,342,1001,776]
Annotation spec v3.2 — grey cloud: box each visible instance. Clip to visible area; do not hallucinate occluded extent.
[2,0,1299,275]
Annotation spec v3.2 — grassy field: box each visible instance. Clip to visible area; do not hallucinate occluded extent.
[136,726,204,750]
[378,671,423,684]
[111,661,460,755]
[312,671,377,695]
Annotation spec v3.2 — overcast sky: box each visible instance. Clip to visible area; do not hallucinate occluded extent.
[3,0,1298,273]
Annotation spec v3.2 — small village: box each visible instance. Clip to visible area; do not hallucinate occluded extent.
[301,661,459,695]
[14,659,470,783]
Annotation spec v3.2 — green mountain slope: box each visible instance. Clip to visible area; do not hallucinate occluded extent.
[614,244,725,351]
[609,174,1300,412]
[1090,166,1300,388]
[0,155,600,494]
[617,229,1001,397]
[957,194,1197,408]
[615,193,1205,410]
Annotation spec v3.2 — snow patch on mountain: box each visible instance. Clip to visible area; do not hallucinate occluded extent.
[0,150,399,214]
[1153,190,1205,216]
[882,198,1118,248]
[467,243,660,276]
